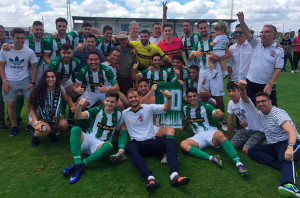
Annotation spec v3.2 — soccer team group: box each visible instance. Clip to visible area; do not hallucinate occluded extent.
[1,2,300,196]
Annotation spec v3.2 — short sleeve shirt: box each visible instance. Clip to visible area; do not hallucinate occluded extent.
[121,104,165,141]
[0,46,37,81]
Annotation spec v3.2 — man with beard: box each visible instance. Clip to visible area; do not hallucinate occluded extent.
[69,22,92,47]
[96,25,116,57]
[189,20,230,131]
[102,48,121,79]
[73,52,119,110]
[74,34,105,67]
[131,53,174,88]
[129,30,171,71]
[120,87,190,192]
[44,17,74,64]
[181,20,201,67]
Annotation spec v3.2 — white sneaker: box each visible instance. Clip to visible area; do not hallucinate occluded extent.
[211,70,218,79]
[295,70,299,73]
[291,70,295,73]
[220,121,227,131]
[223,71,229,79]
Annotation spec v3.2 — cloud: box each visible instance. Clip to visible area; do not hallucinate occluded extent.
[0,0,299,34]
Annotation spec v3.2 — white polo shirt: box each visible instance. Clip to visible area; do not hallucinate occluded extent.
[121,104,165,141]
[227,40,253,82]
[246,37,284,84]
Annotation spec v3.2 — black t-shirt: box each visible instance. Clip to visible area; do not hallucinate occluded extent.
[280,38,291,54]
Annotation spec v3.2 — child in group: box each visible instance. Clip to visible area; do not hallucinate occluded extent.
[208,21,229,79]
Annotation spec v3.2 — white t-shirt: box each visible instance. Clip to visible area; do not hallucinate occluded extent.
[213,35,229,51]
[246,37,284,84]
[121,104,165,141]
[0,46,37,81]
[150,34,164,45]
[227,97,262,131]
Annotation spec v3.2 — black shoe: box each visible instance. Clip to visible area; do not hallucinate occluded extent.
[26,125,35,132]
[31,135,40,147]
[146,178,160,192]
[9,126,19,136]
[170,175,190,187]
[0,123,7,129]
[48,133,58,142]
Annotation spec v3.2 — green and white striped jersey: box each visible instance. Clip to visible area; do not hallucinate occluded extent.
[85,106,122,142]
[44,33,74,60]
[140,67,174,88]
[181,33,201,67]
[166,67,189,81]
[183,103,216,133]
[48,56,81,84]
[183,76,198,97]
[24,36,46,68]
[68,31,85,47]
[76,64,117,93]
[192,37,213,74]
[96,38,115,57]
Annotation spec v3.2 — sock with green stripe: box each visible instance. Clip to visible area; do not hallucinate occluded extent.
[219,107,225,122]
[188,146,210,160]
[166,135,175,139]
[222,139,241,164]
[16,96,24,120]
[70,126,82,164]
[83,142,113,165]
[118,130,129,151]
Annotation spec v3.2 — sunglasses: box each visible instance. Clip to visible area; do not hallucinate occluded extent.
[234,31,243,35]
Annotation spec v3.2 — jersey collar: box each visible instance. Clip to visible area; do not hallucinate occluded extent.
[129,104,143,113]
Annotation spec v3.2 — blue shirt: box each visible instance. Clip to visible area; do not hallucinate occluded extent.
[73,46,105,67]
[0,38,13,48]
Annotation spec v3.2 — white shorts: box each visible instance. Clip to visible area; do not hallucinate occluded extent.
[188,128,220,149]
[79,91,106,108]
[81,132,105,155]
[61,78,74,89]
[198,67,224,97]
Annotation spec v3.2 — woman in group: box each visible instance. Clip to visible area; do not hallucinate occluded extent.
[29,68,75,147]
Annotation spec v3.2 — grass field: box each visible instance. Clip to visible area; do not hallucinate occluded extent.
[0,63,299,198]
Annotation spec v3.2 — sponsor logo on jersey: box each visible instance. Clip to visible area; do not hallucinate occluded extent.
[149,79,165,84]
[97,122,115,131]
[35,53,44,57]
[61,74,70,78]
[188,118,205,122]
[164,49,180,55]
[91,83,101,87]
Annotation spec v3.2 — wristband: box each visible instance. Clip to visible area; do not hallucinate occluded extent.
[30,81,36,85]
[167,97,172,100]
[288,142,295,146]
[33,121,40,126]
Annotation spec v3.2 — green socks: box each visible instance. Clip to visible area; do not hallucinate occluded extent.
[70,126,82,164]
[83,142,113,165]
[188,146,210,160]
[118,130,129,151]
[166,135,175,139]
[16,96,24,120]
[222,139,241,164]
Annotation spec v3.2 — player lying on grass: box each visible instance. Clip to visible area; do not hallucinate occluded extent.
[180,87,248,176]
[63,91,127,184]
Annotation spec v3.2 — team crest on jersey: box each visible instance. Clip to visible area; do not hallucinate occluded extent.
[147,48,151,52]
[138,114,144,121]
[99,74,103,78]
[269,50,276,57]
[159,73,163,76]
[197,110,200,113]
[113,117,117,121]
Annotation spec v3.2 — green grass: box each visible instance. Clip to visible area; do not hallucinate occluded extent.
[0,62,299,198]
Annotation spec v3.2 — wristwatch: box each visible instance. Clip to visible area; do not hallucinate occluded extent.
[33,121,40,126]
[30,81,36,85]
[288,142,295,146]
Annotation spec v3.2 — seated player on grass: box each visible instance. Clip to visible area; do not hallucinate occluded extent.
[29,69,75,147]
[226,80,265,154]
[120,88,189,192]
[63,91,127,184]
[180,87,248,176]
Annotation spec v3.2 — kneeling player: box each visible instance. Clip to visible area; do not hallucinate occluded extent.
[180,87,248,176]
[63,91,126,184]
